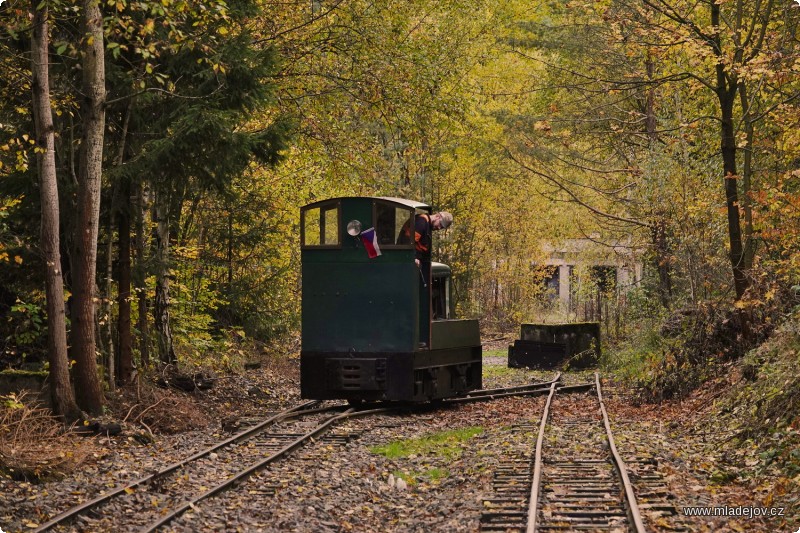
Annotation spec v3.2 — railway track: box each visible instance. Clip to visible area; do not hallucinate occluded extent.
[481,373,648,532]
[448,374,595,404]
[34,378,563,532]
[35,401,389,532]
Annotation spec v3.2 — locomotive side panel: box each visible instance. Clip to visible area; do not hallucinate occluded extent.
[301,260,419,353]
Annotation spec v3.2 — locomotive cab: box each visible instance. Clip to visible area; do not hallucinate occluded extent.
[299,197,482,402]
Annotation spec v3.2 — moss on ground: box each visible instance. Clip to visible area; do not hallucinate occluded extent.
[370,427,484,461]
[0,369,48,378]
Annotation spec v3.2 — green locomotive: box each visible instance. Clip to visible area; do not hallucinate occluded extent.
[300,196,482,402]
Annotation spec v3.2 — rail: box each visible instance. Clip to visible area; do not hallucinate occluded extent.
[522,374,647,532]
[596,372,647,533]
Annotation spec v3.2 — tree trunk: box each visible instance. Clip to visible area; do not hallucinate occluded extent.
[651,219,672,307]
[70,0,107,414]
[117,194,133,384]
[103,214,115,390]
[30,1,82,422]
[154,192,176,365]
[718,90,748,299]
[644,54,658,144]
[644,53,672,307]
[227,205,233,288]
[738,82,755,272]
[113,103,133,385]
[712,2,748,300]
[134,181,150,368]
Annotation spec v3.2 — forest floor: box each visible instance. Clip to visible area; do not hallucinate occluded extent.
[0,334,796,532]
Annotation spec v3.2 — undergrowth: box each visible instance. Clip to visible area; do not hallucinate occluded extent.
[606,293,784,400]
[720,315,800,471]
[108,380,210,435]
[0,393,96,482]
[698,311,800,525]
[606,289,800,520]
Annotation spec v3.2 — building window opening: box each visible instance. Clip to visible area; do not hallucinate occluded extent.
[542,265,560,299]
[591,266,617,294]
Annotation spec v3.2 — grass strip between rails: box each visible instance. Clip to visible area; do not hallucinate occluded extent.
[372,427,484,485]
[370,426,484,461]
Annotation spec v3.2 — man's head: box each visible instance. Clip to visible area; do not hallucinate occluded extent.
[432,211,453,230]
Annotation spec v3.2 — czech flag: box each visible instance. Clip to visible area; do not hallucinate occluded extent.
[360,227,381,258]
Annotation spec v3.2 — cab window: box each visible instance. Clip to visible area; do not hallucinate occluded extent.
[431,276,451,320]
[301,201,341,247]
[374,201,414,248]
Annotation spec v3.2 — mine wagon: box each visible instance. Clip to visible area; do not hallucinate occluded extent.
[508,322,600,370]
[299,196,482,402]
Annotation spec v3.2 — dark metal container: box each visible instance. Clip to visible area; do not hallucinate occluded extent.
[508,322,600,370]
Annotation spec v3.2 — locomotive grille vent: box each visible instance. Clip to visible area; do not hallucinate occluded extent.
[325,358,387,391]
[341,364,363,389]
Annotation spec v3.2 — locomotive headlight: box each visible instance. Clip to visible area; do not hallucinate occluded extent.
[346,220,362,236]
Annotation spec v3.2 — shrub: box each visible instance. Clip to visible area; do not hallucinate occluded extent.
[0,393,95,482]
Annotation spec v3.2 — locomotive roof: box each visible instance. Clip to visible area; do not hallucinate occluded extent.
[301,196,432,212]
[431,262,451,278]
[377,197,432,211]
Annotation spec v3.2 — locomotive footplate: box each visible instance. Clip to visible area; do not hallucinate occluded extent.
[325,358,387,391]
